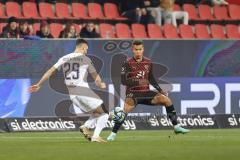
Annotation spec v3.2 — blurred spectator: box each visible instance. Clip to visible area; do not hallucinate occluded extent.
[1,17,19,38]
[161,0,189,27]
[211,0,229,5]
[199,0,228,5]
[120,0,144,23]
[19,21,34,38]
[139,8,155,25]
[80,23,100,38]
[59,23,79,38]
[36,21,53,38]
[143,0,162,26]
[120,0,155,24]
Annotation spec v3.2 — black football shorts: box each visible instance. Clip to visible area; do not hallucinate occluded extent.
[126,91,159,105]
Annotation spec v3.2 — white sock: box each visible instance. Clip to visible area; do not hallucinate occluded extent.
[92,113,109,138]
[81,115,97,129]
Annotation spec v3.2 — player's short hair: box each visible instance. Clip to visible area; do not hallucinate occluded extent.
[132,40,143,46]
[76,39,88,47]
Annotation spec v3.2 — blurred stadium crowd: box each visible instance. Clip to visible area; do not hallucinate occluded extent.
[0,0,239,39]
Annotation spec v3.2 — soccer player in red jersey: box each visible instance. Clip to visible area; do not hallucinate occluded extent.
[107,40,189,141]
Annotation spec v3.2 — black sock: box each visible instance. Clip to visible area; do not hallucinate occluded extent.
[166,105,178,126]
[112,113,127,133]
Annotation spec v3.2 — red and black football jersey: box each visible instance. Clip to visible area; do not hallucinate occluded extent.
[121,57,162,94]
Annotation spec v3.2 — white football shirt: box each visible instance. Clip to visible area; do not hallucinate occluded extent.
[53,52,96,87]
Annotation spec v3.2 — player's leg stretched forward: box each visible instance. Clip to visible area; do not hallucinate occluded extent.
[107,93,189,141]
[151,93,189,134]
[80,104,109,142]
[107,98,135,141]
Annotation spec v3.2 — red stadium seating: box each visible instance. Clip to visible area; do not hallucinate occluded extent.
[74,24,82,34]
[131,24,148,38]
[6,2,22,18]
[213,5,230,20]
[0,23,7,32]
[99,23,115,38]
[88,3,105,19]
[147,24,163,38]
[0,3,7,19]
[22,2,40,19]
[55,3,71,19]
[104,3,127,20]
[179,24,195,39]
[195,24,211,39]
[33,23,40,34]
[72,3,89,19]
[225,24,240,38]
[163,24,179,39]
[50,23,63,38]
[115,23,132,38]
[183,4,199,20]
[228,4,240,20]
[174,4,181,11]
[198,4,214,20]
[210,24,226,39]
[39,2,56,19]
[228,0,240,5]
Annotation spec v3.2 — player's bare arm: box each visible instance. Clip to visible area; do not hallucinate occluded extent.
[29,66,57,93]
[90,71,106,89]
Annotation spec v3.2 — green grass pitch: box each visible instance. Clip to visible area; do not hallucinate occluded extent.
[0,129,240,160]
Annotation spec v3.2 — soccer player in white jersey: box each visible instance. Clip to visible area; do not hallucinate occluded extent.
[29,39,109,142]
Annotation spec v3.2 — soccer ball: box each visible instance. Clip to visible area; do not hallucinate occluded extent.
[111,107,126,122]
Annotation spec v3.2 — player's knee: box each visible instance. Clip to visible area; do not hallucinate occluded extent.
[164,97,172,106]
[152,95,164,105]
[153,95,172,106]
[123,99,135,113]
[93,105,106,114]
[125,98,135,106]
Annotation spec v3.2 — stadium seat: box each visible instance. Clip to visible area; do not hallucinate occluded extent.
[88,3,105,19]
[131,24,148,38]
[22,2,40,19]
[228,0,240,5]
[147,24,163,38]
[115,23,132,38]
[6,2,22,18]
[183,4,199,20]
[195,24,211,39]
[55,3,72,19]
[33,23,40,34]
[174,4,181,11]
[104,3,127,20]
[50,23,63,38]
[74,24,82,34]
[162,24,179,39]
[213,5,230,20]
[198,4,214,20]
[225,24,240,38]
[228,4,240,20]
[72,3,89,19]
[99,23,115,38]
[179,24,195,39]
[210,24,226,39]
[0,3,7,19]
[0,23,7,32]
[39,2,56,19]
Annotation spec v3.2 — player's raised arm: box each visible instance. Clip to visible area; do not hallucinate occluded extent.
[121,61,139,86]
[29,66,58,93]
